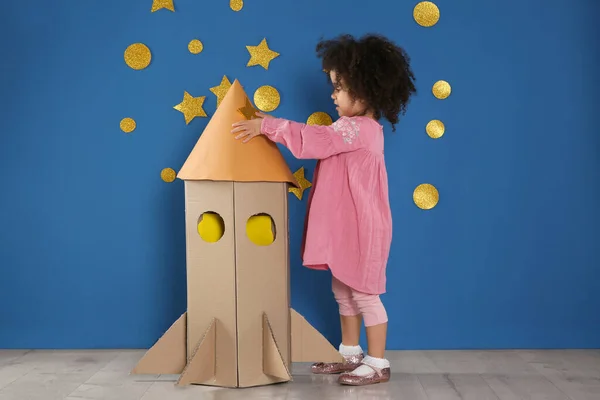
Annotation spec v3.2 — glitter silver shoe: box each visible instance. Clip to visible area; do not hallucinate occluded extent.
[338,363,391,385]
[311,353,364,374]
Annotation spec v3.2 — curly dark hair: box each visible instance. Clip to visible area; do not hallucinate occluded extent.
[316,33,417,131]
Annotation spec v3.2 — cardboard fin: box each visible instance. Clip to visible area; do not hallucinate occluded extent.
[131,312,187,374]
[263,314,292,382]
[290,308,344,363]
[176,318,217,386]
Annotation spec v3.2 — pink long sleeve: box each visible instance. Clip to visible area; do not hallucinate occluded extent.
[260,116,369,160]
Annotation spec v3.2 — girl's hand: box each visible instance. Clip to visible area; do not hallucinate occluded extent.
[232,112,272,143]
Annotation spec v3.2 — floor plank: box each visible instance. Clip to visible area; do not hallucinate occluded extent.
[0,350,598,400]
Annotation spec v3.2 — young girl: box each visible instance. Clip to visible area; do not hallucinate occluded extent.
[232,33,416,386]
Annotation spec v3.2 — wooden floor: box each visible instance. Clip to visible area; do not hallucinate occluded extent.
[1,349,599,399]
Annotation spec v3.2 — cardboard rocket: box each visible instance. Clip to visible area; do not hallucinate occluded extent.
[131,80,343,388]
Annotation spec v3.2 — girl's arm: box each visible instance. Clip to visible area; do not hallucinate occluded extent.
[261,116,368,160]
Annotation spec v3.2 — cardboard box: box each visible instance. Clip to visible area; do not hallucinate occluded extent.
[131,80,343,388]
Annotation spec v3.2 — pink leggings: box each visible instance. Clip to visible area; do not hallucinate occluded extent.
[332,276,388,327]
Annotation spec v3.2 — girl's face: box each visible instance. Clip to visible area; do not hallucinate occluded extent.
[329,70,368,118]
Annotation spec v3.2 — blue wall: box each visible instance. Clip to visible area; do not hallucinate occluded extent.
[1,0,599,350]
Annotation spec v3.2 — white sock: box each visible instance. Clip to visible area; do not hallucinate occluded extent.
[351,355,390,376]
[339,344,362,357]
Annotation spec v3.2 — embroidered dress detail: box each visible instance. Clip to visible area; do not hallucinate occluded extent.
[333,117,360,145]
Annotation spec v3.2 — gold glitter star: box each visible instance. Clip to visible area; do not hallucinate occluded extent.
[174,91,207,124]
[151,0,174,12]
[210,75,232,108]
[246,38,280,70]
[237,97,259,120]
[288,167,312,200]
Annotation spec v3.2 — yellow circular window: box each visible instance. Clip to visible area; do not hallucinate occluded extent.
[246,213,276,246]
[197,212,225,243]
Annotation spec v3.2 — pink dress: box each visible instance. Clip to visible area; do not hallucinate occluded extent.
[261,116,392,295]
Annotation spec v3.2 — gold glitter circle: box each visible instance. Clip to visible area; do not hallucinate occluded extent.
[120,117,136,133]
[307,112,333,126]
[413,184,439,210]
[426,120,445,139]
[254,85,280,112]
[432,80,451,99]
[124,43,152,70]
[188,39,203,54]
[414,1,440,27]
[230,0,244,11]
[161,168,176,183]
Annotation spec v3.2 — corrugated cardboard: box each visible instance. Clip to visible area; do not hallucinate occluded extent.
[131,79,343,388]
